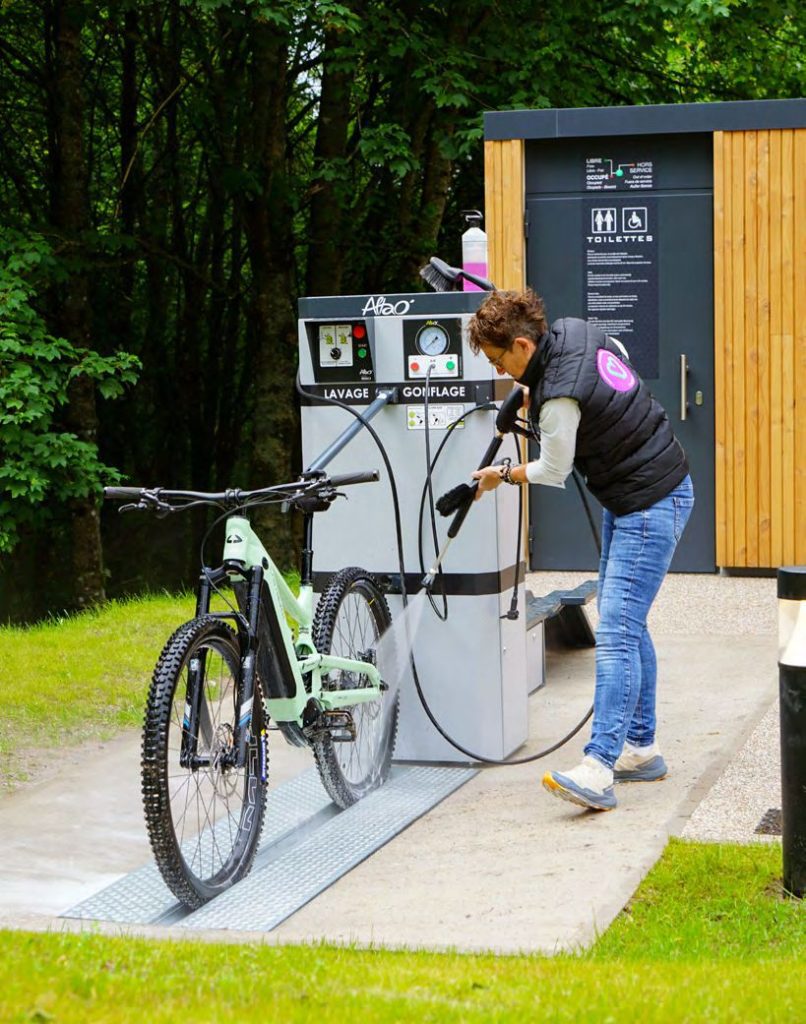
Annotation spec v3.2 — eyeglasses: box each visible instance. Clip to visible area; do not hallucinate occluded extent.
[485,349,509,370]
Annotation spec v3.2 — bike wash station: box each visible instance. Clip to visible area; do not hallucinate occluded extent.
[298,289,534,763]
[63,283,598,934]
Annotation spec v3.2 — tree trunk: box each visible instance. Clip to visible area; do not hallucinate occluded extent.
[305,25,352,297]
[49,0,106,607]
[243,21,298,561]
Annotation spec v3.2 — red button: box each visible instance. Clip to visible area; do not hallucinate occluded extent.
[411,361,420,372]
[353,324,366,338]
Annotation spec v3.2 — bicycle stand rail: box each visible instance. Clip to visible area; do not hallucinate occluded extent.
[63,764,477,933]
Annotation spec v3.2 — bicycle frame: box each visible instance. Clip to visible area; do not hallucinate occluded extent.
[188,513,384,768]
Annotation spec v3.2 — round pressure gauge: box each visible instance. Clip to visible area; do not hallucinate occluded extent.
[416,324,450,356]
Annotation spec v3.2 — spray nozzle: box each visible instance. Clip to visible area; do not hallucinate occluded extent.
[462,208,484,229]
[495,385,532,437]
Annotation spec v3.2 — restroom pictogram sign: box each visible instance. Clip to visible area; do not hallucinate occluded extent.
[622,207,648,233]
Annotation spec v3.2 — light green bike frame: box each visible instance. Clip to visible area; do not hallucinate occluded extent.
[222,516,383,726]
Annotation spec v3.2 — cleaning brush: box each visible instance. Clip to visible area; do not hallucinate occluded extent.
[419,257,463,292]
[436,482,477,516]
[419,256,496,293]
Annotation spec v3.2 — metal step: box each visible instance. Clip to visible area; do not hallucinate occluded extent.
[63,764,477,932]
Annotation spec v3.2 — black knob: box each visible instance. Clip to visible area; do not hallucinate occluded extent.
[330,348,341,360]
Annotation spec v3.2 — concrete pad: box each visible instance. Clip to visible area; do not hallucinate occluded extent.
[0,731,311,929]
[0,573,780,953]
[269,636,777,953]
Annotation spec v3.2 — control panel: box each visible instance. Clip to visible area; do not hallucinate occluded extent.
[307,320,374,383]
[403,318,462,380]
[318,323,354,367]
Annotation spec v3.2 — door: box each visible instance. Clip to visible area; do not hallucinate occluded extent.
[525,134,715,572]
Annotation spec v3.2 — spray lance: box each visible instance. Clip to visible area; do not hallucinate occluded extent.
[421,384,531,589]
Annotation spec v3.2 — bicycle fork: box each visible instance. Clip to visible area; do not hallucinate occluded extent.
[180,563,263,772]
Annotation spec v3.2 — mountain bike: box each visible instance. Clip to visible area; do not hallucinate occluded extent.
[104,471,398,909]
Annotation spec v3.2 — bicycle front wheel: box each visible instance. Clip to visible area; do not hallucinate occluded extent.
[141,616,268,908]
[312,567,399,808]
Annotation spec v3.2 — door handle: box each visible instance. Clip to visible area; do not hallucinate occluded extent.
[680,354,689,422]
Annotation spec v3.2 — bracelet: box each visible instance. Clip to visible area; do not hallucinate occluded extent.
[499,458,517,485]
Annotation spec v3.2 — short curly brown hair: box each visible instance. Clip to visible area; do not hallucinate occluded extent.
[467,289,548,354]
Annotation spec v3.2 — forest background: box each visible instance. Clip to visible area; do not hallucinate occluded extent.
[0,0,803,622]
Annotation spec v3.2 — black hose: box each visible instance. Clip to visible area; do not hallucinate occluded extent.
[296,372,596,767]
[416,402,494,595]
[422,365,449,621]
[416,395,522,622]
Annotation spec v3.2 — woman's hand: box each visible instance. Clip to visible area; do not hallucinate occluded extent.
[471,465,504,499]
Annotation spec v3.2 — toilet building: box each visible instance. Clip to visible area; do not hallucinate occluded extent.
[483,99,805,572]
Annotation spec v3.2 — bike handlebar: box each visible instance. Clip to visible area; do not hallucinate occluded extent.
[103,470,380,512]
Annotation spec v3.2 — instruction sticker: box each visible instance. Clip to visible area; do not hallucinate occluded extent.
[406,404,465,431]
[585,157,654,191]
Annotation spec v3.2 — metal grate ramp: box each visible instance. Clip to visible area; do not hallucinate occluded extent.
[63,764,476,932]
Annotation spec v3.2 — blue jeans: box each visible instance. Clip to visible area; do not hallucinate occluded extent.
[584,475,694,769]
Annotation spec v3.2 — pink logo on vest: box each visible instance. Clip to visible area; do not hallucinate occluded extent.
[596,348,636,392]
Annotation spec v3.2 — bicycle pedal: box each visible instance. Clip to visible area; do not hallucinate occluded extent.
[305,708,356,741]
[326,710,356,740]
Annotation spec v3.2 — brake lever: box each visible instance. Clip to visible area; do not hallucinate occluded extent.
[282,485,345,514]
[118,490,175,516]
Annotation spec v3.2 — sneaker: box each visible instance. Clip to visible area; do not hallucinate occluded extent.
[542,755,617,811]
[613,741,667,782]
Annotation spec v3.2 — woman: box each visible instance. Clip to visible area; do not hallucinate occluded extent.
[469,289,694,812]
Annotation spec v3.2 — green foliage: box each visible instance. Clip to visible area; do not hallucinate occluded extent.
[0,231,140,555]
[0,0,803,615]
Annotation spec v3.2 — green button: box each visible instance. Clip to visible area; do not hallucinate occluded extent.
[358,347,367,358]
[446,360,455,370]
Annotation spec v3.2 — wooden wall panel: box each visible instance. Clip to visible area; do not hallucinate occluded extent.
[714,128,806,567]
[484,140,525,291]
[713,132,729,563]
[795,130,806,565]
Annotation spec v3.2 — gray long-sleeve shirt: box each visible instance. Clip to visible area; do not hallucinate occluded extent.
[524,397,581,488]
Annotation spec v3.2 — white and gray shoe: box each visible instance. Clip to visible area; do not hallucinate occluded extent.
[614,741,668,782]
[542,755,617,811]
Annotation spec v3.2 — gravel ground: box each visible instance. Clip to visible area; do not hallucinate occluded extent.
[526,569,777,638]
[681,699,781,843]
[527,570,782,845]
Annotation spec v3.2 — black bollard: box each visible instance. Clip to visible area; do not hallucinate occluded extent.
[778,566,806,899]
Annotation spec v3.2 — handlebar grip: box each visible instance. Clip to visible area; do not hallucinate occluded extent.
[329,470,380,487]
[103,486,144,500]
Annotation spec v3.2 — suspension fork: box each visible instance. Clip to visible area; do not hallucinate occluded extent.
[180,564,261,769]
[233,564,264,769]
[179,572,215,768]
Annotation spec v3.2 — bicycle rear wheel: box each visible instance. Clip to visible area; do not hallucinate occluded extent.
[312,567,398,808]
[141,616,267,908]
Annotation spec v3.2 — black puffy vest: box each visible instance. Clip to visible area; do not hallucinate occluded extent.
[521,318,689,515]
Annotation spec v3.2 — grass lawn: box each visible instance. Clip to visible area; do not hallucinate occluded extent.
[0,842,803,1022]
[0,593,195,788]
